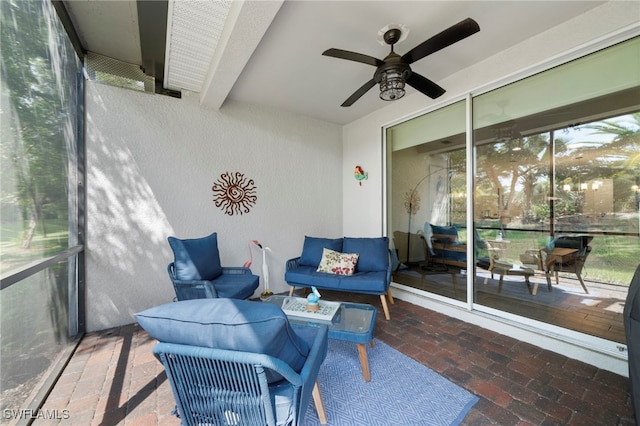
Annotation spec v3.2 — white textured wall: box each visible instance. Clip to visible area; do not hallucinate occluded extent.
[343,1,640,237]
[341,1,639,375]
[85,85,342,331]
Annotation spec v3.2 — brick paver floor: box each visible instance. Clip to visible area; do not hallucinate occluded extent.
[34,292,634,425]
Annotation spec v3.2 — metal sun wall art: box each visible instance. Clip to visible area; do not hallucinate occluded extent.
[212,171,257,216]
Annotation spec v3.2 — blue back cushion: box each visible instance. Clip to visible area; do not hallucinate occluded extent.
[554,235,592,256]
[168,232,222,281]
[342,237,389,272]
[136,299,310,383]
[299,236,343,267]
[430,225,459,242]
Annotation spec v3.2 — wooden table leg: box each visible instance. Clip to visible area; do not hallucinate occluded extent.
[312,381,327,424]
[357,343,371,382]
[531,278,539,295]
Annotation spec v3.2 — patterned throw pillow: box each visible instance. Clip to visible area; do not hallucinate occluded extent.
[316,248,359,275]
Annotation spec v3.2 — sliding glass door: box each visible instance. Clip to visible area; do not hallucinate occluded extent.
[388,36,640,344]
[387,101,468,303]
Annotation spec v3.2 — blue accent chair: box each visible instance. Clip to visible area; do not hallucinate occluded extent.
[136,298,329,426]
[167,232,259,300]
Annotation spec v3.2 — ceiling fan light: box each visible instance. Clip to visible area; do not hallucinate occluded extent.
[379,70,405,101]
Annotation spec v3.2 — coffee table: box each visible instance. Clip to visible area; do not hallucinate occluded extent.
[264,295,377,382]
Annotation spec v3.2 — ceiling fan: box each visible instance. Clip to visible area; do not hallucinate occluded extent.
[323,18,480,107]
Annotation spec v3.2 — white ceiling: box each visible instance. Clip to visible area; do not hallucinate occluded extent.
[64,0,607,125]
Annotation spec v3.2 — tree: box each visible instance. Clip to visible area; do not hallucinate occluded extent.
[1,0,77,246]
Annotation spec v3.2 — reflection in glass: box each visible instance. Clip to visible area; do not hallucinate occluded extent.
[0,262,74,412]
[388,37,639,345]
[388,101,468,303]
[0,0,82,415]
[0,0,80,275]
[472,35,639,343]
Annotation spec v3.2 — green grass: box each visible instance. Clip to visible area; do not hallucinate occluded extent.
[0,219,69,275]
[474,229,638,285]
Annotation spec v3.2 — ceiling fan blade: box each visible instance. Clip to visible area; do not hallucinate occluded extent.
[401,18,480,64]
[406,72,446,99]
[323,48,383,67]
[341,79,377,107]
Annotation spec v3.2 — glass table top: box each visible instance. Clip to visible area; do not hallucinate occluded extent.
[264,295,376,341]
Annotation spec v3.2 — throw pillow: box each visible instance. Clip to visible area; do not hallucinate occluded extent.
[136,298,311,383]
[316,248,359,275]
[168,232,222,281]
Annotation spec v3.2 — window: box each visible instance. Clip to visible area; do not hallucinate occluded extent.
[1,0,84,414]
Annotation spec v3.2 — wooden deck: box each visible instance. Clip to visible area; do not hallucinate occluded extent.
[393,264,627,343]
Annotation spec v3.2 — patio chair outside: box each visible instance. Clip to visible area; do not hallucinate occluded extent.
[542,235,593,294]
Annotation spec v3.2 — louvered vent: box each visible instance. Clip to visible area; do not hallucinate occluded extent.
[85,52,155,93]
[164,0,232,92]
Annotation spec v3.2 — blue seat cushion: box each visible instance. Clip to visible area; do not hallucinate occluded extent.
[285,266,388,294]
[269,380,296,425]
[299,236,343,267]
[342,236,389,272]
[168,232,222,281]
[135,299,310,383]
[212,273,259,299]
[434,245,466,262]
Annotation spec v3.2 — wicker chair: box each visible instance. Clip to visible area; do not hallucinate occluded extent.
[541,235,593,294]
[167,232,259,300]
[137,299,329,425]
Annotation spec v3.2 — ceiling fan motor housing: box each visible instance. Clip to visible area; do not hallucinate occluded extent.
[374,52,411,83]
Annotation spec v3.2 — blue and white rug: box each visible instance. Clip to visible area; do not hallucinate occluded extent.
[304,338,478,425]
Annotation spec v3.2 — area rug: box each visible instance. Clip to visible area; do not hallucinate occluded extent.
[304,339,479,425]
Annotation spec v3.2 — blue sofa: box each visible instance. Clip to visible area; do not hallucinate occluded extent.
[420,223,487,269]
[285,236,394,320]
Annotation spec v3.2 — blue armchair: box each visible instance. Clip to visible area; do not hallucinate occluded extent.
[167,232,259,300]
[136,298,329,426]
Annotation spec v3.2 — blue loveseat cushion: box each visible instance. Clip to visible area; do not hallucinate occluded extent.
[299,236,343,267]
[135,299,310,383]
[168,232,222,281]
[342,236,389,272]
[430,224,459,242]
[285,266,388,294]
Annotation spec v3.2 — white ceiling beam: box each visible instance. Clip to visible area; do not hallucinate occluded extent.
[199,0,284,110]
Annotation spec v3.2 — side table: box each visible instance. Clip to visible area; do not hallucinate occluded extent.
[264,295,377,382]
